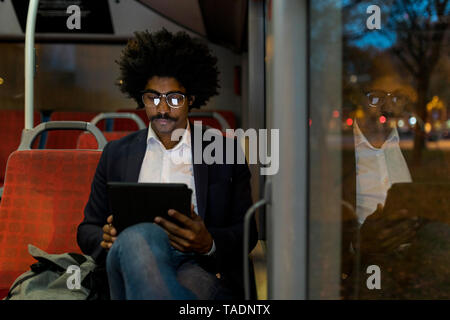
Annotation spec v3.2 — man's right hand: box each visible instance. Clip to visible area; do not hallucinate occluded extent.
[101,215,117,250]
[359,204,421,255]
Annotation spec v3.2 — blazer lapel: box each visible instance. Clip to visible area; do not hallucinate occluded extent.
[190,123,208,219]
[124,129,148,182]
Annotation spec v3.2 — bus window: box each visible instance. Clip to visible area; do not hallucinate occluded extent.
[308,0,450,299]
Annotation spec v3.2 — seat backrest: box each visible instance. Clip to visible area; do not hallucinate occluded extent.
[215,110,236,129]
[189,116,223,131]
[45,112,105,149]
[189,110,234,132]
[0,110,40,184]
[114,109,149,131]
[0,149,101,291]
[76,131,132,149]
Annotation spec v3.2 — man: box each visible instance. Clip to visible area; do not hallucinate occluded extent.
[340,77,450,299]
[77,29,258,300]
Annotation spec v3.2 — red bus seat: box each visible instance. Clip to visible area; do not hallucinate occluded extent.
[114,109,149,131]
[45,112,105,149]
[189,111,233,132]
[0,110,40,186]
[215,110,236,129]
[76,131,133,149]
[0,149,101,298]
[189,116,223,131]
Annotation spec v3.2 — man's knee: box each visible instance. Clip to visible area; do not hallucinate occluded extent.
[108,222,169,259]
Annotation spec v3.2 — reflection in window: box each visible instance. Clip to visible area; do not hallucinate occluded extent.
[309,0,449,299]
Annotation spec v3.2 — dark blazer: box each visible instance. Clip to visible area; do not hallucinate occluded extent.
[77,123,258,298]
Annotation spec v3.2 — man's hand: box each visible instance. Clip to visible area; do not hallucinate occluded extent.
[101,215,117,250]
[154,205,213,254]
[359,204,421,255]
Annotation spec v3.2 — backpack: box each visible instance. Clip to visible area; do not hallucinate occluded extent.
[4,244,108,300]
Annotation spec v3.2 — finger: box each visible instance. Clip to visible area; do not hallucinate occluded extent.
[378,219,417,240]
[383,211,414,229]
[101,241,112,250]
[103,233,112,242]
[155,216,192,240]
[385,209,409,222]
[168,233,191,249]
[190,206,201,222]
[103,223,117,236]
[107,215,113,224]
[373,203,383,217]
[379,220,418,244]
[167,209,195,229]
[170,240,187,252]
[382,229,417,252]
[110,226,117,237]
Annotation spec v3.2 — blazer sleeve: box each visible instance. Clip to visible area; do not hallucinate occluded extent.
[77,142,112,263]
[208,142,258,275]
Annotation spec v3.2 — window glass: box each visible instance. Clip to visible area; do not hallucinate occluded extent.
[309,0,450,299]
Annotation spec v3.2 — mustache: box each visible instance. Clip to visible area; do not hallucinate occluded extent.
[150,113,178,122]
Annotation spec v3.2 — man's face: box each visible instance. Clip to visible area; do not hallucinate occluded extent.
[363,77,411,122]
[143,76,191,136]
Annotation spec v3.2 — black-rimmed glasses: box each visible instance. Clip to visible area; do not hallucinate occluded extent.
[366,90,408,108]
[141,90,187,109]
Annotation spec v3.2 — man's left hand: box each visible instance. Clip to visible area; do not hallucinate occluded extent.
[154,205,213,254]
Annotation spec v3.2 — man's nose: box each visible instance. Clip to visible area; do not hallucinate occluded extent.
[383,95,396,112]
[156,97,171,114]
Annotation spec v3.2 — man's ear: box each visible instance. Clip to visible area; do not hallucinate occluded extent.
[188,96,195,106]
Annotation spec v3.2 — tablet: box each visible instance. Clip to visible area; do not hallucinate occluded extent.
[384,182,450,225]
[107,182,193,234]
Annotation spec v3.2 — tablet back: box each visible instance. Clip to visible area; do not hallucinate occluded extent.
[384,182,450,225]
[107,182,192,233]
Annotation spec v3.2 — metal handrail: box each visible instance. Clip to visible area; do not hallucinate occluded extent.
[18,121,107,151]
[243,179,271,300]
[189,111,231,131]
[90,112,147,130]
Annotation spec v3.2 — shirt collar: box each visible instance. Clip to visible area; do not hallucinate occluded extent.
[353,119,399,150]
[147,121,191,150]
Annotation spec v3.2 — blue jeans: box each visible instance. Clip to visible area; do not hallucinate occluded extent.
[106,223,226,300]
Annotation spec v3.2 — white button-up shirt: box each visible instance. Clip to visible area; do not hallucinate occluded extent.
[138,122,215,255]
[138,122,198,213]
[354,121,412,224]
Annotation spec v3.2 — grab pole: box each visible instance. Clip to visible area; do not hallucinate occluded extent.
[25,0,39,130]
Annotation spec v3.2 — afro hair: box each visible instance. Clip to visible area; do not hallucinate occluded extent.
[117,29,220,110]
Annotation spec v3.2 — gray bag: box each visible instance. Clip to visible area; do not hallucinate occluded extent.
[4,244,97,300]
